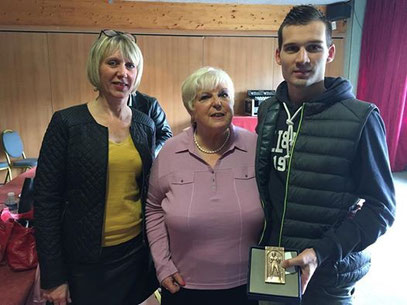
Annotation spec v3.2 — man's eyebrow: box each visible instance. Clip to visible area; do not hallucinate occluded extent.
[307,40,325,44]
[282,42,297,48]
[283,40,325,47]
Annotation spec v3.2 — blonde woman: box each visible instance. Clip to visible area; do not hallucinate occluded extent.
[34,30,158,305]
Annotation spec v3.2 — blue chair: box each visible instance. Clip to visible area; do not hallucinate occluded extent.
[1,129,37,181]
[0,161,12,184]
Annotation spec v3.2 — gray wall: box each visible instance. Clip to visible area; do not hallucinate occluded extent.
[343,0,367,94]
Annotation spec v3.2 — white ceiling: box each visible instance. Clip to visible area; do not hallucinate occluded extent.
[123,0,347,4]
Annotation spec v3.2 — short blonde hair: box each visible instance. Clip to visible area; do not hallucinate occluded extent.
[86,31,143,93]
[181,66,235,113]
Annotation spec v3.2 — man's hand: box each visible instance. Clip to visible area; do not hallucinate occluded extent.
[282,248,318,294]
[42,283,71,305]
[161,272,186,294]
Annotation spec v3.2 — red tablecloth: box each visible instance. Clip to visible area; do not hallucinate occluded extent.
[0,168,36,206]
[232,116,258,133]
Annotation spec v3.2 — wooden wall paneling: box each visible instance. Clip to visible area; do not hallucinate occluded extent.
[137,35,203,134]
[0,32,53,180]
[0,31,347,183]
[47,33,98,111]
[326,38,344,77]
[203,36,281,115]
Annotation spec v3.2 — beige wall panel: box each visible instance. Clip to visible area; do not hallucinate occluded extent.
[48,33,98,111]
[0,32,52,180]
[203,36,283,115]
[326,38,344,77]
[137,35,203,134]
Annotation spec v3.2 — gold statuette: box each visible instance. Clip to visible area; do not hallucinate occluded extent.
[265,246,285,284]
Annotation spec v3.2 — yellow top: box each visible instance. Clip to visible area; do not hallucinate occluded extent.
[103,134,143,247]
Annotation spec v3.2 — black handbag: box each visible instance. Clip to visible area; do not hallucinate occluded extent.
[18,177,35,214]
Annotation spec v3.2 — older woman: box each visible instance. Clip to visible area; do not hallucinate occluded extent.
[34,30,158,305]
[146,67,263,305]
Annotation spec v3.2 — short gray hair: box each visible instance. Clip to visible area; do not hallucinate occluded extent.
[87,32,143,93]
[181,66,235,113]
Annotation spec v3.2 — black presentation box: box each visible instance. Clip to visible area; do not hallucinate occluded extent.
[247,246,301,304]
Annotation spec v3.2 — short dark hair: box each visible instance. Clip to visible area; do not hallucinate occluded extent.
[278,5,333,50]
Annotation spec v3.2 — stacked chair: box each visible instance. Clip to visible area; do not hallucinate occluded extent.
[0,161,11,184]
[1,130,37,182]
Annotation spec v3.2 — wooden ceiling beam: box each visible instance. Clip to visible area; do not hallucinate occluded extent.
[0,0,346,34]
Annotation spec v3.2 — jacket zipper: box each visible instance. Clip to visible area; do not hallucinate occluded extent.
[100,126,110,253]
[278,105,305,246]
[130,123,152,246]
[255,102,270,245]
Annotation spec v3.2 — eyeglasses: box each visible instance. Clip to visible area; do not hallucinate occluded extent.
[99,29,137,43]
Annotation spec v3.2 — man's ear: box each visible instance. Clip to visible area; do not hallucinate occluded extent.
[327,44,336,63]
[275,49,282,65]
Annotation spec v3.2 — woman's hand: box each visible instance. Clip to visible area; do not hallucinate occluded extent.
[161,272,186,294]
[42,283,72,305]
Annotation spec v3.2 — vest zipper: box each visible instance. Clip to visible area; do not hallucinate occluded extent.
[278,105,305,247]
[255,104,269,245]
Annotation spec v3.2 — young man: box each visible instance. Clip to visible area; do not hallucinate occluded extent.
[255,5,396,305]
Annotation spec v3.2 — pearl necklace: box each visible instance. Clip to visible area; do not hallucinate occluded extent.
[194,129,231,154]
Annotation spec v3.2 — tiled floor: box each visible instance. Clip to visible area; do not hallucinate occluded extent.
[354,171,407,305]
[141,172,407,305]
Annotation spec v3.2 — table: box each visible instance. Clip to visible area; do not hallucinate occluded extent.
[232,116,258,133]
[0,168,36,206]
[0,167,39,305]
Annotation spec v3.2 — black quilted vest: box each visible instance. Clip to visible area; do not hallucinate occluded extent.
[256,97,376,286]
